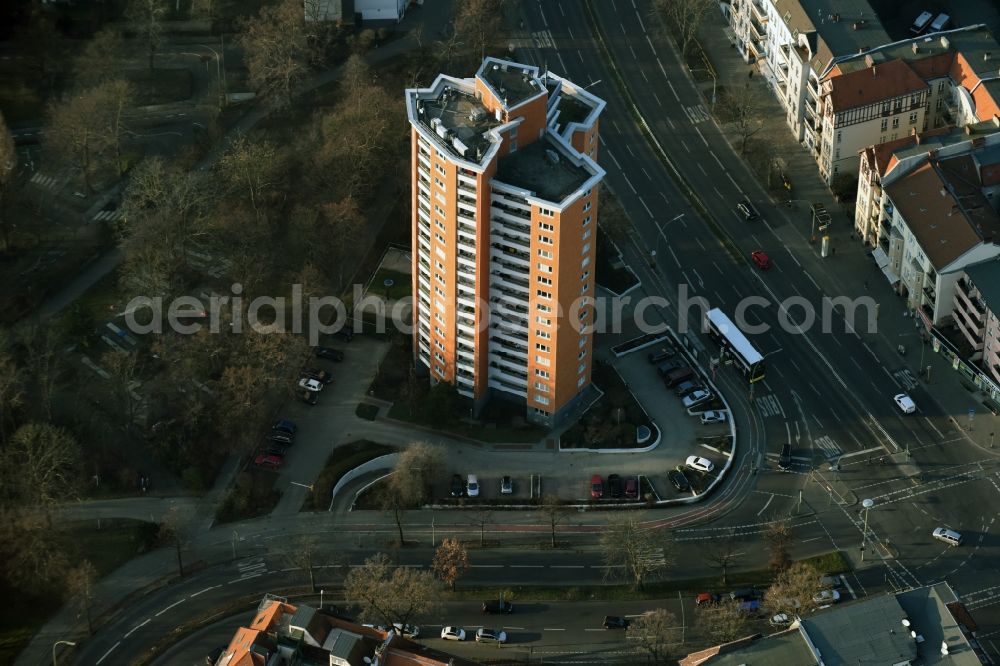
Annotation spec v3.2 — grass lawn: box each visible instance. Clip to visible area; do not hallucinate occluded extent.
[386,401,547,444]
[301,440,396,511]
[595,231,638,295]
[369,268,411,301]
[0,519,158,664]
[126,68,194,105]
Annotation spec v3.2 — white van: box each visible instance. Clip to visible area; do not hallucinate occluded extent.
[929,13,950,32]
[932,527,962,546]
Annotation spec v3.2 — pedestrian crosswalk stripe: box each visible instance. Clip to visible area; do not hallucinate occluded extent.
[92,210,123,222]
[893,368,918,390]
[814,435,842,459]
[30,172,58,189]
[683,104,710,124]
[638,548,668,567]
[237,557,266,578]
[756,394,781,418]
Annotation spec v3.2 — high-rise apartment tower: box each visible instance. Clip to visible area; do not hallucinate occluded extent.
[405,57,606,426]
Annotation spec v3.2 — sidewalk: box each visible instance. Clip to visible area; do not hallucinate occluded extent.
[694,11,1000,453]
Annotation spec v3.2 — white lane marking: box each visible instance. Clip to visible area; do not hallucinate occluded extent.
[606,148,623,170]
[470,564,504,568]
[567,25,574,38]
[710,150,724,168]
[229,573,262,583]
[155,599,186,617]
[96,642,122,664]
[757,494,774,516]
[726,172,740,191]
[652,90,663,106]
[924,417,943,438]
[694,126,709,146]
[510,564,543,568]
[551,565,585,569]
[544,628,567,631]
[666,79,680,101]
[124,619,150,638]
[626,143,635,157]
[838,445,885,459]
[639,196,653,218]
[680,139,691,153]
[626,179,637,193]
[190,584,222,597]
[668,246,681,267]
[714,186,724,198]
[784,246,802,268]
[641,167,652,180]
[804,271,820,290]
[698,163,707,176]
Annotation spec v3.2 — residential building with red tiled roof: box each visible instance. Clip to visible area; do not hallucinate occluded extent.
[213,595,480,666]
[852,120,1000,332]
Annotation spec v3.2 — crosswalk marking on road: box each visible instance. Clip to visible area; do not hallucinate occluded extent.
[29,172,59,190]
[683,104,711,124]
[813,435,842,459]
[639,548,668,567]
[756,394,782,418]
[893,367,918,390]
[237,557,267,580]
[92,210,123,223]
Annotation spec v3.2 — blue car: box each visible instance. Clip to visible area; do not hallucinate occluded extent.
[272,419,297,435]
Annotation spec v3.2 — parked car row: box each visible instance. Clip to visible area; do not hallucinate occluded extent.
[450,474,514,498]
[254,418,298,470]
[590,473,640,499]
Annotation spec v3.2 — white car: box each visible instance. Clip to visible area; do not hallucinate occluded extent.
[769,613,791,626]
[893,393,916,414]
[475,628,507,643]
[682,389,712,409]
[299,377,323,392]
[700,410,726,424]
[467,474,480,497]
[812,589,841,605]
[440,626,466,641]
[391,623,419,639]
[685,456,714,473]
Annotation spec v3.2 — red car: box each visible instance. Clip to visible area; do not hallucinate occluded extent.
[751,250,771,270]
[590,474,604,499]
[624,476,639,499]
[254,454,282,470]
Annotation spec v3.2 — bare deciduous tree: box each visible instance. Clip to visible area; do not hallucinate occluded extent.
[0,112,18,254]
[66,559,99,634]
[472,508,494,547]
[630,608,683,664]
[763,561,822,616]
[102,350,142,432]
[5,422,82,511]
[239,0,310,107]
[378,443,442,545]
[721,83,765,155]
[695,600,750,645]
[0,328,24,442]
[159,506,188,577]
[539,494,570,548]
[704,529,740,586]
[126,0,167,70]
[432,538,470,591]
[454,0,504,62]
[286,535,325,591]
[651,0,714,57]
[600,513,674,590]
[345,553,440,628]
[766,520,793,573]
[219,137,285,221]
[598,184,631,242]
[74,28,126,89]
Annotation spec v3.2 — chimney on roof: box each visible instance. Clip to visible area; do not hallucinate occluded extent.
[941,188,948,197]
[987,52,993,61]
[912,42,920,54]
[940,36,950,49]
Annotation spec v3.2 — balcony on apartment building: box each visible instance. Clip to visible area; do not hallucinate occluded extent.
[749,18,766,43]
[749,0,767,23]
[956,277,987,318]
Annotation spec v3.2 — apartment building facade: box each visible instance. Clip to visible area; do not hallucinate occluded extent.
[854,128,1000,327]
[955,260,1000,386]
[405,57,605,427]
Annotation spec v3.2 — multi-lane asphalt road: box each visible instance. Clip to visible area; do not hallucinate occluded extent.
[513,0,1000,647]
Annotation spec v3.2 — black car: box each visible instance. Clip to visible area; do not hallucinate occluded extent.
[738,200,759,220]
[482,599,513,614]
[656,359,685,376]
[450,474,466,498]
[668,469,690,492]
[778,443,792,471]
[332,329,354,343]
[272,419,297,434]
[315,346,345,361]
[608,474,623,498]
[603,615,630,629]
[729,588,760,602]
[264,445,286,457]
[673,380,703,397]
[302,368,334,385]
[647,347,675,364]
[299,390,318,405]
[267,431,294,445]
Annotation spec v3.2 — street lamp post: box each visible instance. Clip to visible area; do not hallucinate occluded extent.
[53,640,76,665]
[320,589,325,610]
[860,498,874,561]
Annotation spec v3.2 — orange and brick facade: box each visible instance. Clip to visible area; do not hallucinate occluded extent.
[405,57,605,426]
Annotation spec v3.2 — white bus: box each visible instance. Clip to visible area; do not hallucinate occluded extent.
[705,308,765,383]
